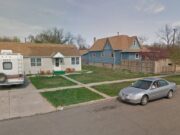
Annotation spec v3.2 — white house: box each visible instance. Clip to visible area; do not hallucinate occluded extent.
[0,42,81,75]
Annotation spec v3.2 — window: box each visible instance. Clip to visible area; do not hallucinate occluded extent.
[76,57,79,65]
[59,58,64,64]
[36,58,41,66]
[135,53,139,59]
[158,80,169,87]
[31,58,36,66]
[152,81,159,89]
[133,40,136,46]
[111,52,114,57]
[3,62,12,70]
[93,53,96,57]
[71,57,79,65]
[71,57,76,65]
[101,52,104,57]
[31,58,41,67]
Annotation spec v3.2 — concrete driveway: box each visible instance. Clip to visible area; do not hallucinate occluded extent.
[0,86,179,135]
[0,81,55,120]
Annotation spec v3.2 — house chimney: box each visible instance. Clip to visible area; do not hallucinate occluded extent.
[94,37,96,43]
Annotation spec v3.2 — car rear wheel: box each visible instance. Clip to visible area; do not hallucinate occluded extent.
[141,95,148,105]
[167,90,173,99]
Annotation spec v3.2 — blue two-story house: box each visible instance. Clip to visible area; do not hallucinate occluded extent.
[82,35,142,67]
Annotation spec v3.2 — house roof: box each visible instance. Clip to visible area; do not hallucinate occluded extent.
[0,42,80,57]
[140,46,170,60]
[90,35,140,51]
[79,49,89,55]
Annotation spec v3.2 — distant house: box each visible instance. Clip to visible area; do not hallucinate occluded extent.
[79,49,89,64]
[0,42,81,75]
[82,35,141,67]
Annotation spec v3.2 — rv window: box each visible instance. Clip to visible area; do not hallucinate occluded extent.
[3,62,12,70]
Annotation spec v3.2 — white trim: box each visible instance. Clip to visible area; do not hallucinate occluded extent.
[53,52,64,58]
[135,53,140,59]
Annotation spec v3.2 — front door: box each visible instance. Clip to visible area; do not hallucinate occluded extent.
[53,58,63,71]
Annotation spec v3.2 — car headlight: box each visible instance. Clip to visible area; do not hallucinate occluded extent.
[127,94,134,99]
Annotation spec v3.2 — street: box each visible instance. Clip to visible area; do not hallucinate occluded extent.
[0,87,179,135]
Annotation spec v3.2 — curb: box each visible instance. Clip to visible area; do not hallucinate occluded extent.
[0,96,117,122]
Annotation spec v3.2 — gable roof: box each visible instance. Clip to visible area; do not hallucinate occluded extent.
[79,49,89,55]
[90,35,141,51]
[0,42,80,57]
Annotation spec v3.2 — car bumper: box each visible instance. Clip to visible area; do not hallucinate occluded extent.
[119,95,141,104]
[0,80,24,86]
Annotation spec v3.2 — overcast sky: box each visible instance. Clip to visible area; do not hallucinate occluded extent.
[0,0,180,45]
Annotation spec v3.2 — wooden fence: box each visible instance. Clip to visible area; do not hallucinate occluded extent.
[115,60,155,73]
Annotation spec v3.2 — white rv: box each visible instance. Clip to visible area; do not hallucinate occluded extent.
[0,50,24,86]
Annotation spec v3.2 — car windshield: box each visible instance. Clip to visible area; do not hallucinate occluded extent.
[132,80,152,90]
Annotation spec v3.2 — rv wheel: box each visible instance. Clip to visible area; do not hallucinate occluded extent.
[0,73,7,83]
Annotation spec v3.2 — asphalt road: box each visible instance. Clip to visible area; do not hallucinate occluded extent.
[0,87,180,135]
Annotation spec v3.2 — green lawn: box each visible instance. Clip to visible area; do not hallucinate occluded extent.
[68,65,154,84]
[41,88,103,107]
[30,76,75,89]
[93,81,133,97]
[164,75,180,85]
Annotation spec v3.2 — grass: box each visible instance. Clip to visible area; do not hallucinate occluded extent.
[93,81,133,97]
[164,75,180,85]
[68,65,154,84]
[29,76,75,89]
[41,88,103,107]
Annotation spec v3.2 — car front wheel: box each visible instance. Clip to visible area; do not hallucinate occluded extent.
[141,95,148,105]
[167,90,173,99]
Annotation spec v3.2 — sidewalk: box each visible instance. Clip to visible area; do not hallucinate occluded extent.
[39,74,179,93]
[0,83,55,121]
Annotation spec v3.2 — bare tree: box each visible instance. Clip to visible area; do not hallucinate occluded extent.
[157,24,174,45]
[76,35,87,49]
[138,36,148,45]
[27,27,75,44]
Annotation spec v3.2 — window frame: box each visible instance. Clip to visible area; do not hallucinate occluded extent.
[158,80,169,87]
[31,58,42,67]
[71,57,80,65]
[71,57,76,65]
[135,53,140,59]
[76,57,80,65]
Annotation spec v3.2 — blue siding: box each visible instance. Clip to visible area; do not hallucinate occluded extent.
[130,39,141,49]
[85,42,122,64]
[82,38,141,65]
[122,52,140,60]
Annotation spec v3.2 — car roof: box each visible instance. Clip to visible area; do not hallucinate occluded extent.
[142,77,162,82]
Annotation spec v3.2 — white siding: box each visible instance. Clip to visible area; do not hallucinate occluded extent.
[24,57,53,74]
[61,56,82,71]
[23,56,81,74]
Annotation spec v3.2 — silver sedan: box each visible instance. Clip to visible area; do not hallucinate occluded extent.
[119,78,177,105]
